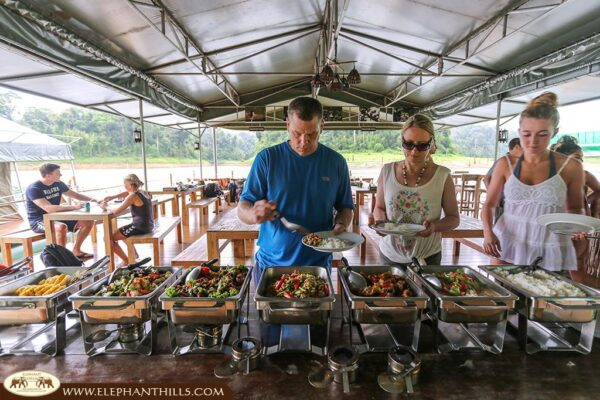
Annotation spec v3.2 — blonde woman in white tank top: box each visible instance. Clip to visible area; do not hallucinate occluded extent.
[372,115,459,265]
[482,92,586,271]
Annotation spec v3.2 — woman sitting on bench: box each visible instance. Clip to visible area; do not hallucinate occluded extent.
[100,174,154,264]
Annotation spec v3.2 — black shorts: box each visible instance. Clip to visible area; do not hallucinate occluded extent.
[119,224,149,238]
[30,219,78,234]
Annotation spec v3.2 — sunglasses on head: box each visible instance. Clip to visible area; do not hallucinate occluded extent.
[402,138,432,152]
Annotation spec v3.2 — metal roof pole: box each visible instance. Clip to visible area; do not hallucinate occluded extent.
[139,99,148,190]
[493,98,503,160]
[11,161,23,202]
[212,127,218,179]
[198,122,204,181]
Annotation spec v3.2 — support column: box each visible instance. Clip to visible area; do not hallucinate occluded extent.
[212,127,218,179]
[139,99,148,189]
[493,98,503,160]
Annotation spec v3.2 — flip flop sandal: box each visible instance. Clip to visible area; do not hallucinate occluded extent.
[75,252,94,260]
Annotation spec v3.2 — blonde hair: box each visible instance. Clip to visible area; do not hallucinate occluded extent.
[124,174,144,190]
[402,114,435,138]
[520,92,560,133]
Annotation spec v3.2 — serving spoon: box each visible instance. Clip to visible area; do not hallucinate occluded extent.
[273,210,310,234]
[411,257,442,291]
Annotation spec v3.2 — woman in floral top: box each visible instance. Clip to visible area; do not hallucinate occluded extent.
[371,114,459,265]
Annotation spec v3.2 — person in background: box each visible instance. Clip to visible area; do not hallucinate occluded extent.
[100,174,154,264]
[25,163,96,260]
[552,135,600,281]
[484,138,523,223]
[482,92,586,271]
[371,114,460,265]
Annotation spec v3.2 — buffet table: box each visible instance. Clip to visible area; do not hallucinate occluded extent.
[1,289,598,400]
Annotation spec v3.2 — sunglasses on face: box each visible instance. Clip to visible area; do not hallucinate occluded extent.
[402,138,432,152]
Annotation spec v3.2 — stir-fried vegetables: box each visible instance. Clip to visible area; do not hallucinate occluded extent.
[96,268,172,297]
[165,265,247,299]
[352,272,413,297]
[435,268,481,296]
[303,233,324,246]
[267,271,329,299]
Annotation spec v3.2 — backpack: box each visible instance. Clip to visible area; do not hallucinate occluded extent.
[227,181,237,202]
[204,182,223,198]
[41,244,83,267]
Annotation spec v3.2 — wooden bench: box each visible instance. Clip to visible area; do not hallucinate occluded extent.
[188,197,219,225]
[124,216,182,264]
[152,194,174,218]
[1,230,45,269]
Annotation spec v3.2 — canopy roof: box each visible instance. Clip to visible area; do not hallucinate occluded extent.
[0,115,74,162]
[0,0,598,131]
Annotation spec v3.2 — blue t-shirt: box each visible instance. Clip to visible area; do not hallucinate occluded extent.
[240,142,354,267]
[25,180,70,225]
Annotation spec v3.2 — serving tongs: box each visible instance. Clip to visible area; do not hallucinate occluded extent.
[506,256,543,276]
[0,257,32,277]
[273,210,310,234]
[105,257,153,284]
[410,257,442,291]
[185,258,219,283]
[70,256,111,282]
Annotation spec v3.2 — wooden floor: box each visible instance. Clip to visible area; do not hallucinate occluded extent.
[22,197,600,288]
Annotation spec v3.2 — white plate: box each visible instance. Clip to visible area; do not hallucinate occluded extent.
[536,213,600,235]
[369,222,424,236]
[302,231,365,253]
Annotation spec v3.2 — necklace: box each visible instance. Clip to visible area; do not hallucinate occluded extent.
[402,159,429,187]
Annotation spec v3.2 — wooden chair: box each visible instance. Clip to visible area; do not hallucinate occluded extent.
[1,230,45,270]
[124,216,182,265]
[459,174,485,218]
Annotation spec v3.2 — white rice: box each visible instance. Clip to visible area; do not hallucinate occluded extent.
[382,222,404,232]
[498,270,585,297]
[320,237,352,249]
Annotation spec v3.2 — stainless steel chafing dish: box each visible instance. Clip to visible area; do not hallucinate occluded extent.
[160,266,252,325]
[339,266,428,324]
[0,263,109,325]
[408,265,517,323]
[0,258,32,286]
[480,265,600,323]
[255,266,335,325]
[69,266,180,324]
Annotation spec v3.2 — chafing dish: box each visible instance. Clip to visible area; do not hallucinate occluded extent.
[0,264,108,325]
[159,266,252,355]
[407,265,517,354]
[480,265,600,354]
[254,266,335,325]
[480,265,600,323]
[0,258,109,356]
[339,266,428,324]
[408,265,517,323]
[69,266,180,325]
[0,258,32,286]
[160,266,252,325]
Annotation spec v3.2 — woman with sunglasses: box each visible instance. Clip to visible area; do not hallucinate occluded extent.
[482,92,586,271]
[371,114,459,265]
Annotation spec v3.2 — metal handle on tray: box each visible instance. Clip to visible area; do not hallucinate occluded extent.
[78,300,136,310]
[266,302,322,313]
[171,304,225,311]
[453,301,508,311]
[546,299,600,310]
[365,302,417,310]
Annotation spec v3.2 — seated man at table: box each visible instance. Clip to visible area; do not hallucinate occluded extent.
[25,163,96,260]
[237,96,354,282]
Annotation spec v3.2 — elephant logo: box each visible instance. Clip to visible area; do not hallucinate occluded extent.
[4,370,60,396]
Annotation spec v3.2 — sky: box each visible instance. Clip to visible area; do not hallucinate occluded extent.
[3,87,600,134]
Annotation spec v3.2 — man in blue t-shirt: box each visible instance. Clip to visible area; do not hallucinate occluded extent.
[25,163,97,260]
[238,97,355,279]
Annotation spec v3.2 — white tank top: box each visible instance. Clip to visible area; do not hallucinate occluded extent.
[379,162,449,263]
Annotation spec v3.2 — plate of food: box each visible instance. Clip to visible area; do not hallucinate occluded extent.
[302,231,365,253]
[369,221,424,236]
[536,213,600,235]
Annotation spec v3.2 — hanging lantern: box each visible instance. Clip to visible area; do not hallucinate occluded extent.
[498,129,509,143]
[311,73,323,89]
[133,127,142,143]
[347,64,361,84]
[194,141,200,150]
[320,65,334,85]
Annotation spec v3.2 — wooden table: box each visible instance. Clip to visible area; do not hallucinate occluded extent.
[352,186,378,225]
[206,208,258,263]
[43,207,119,271]
[359,214,484,260]
[149,187,204,226]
